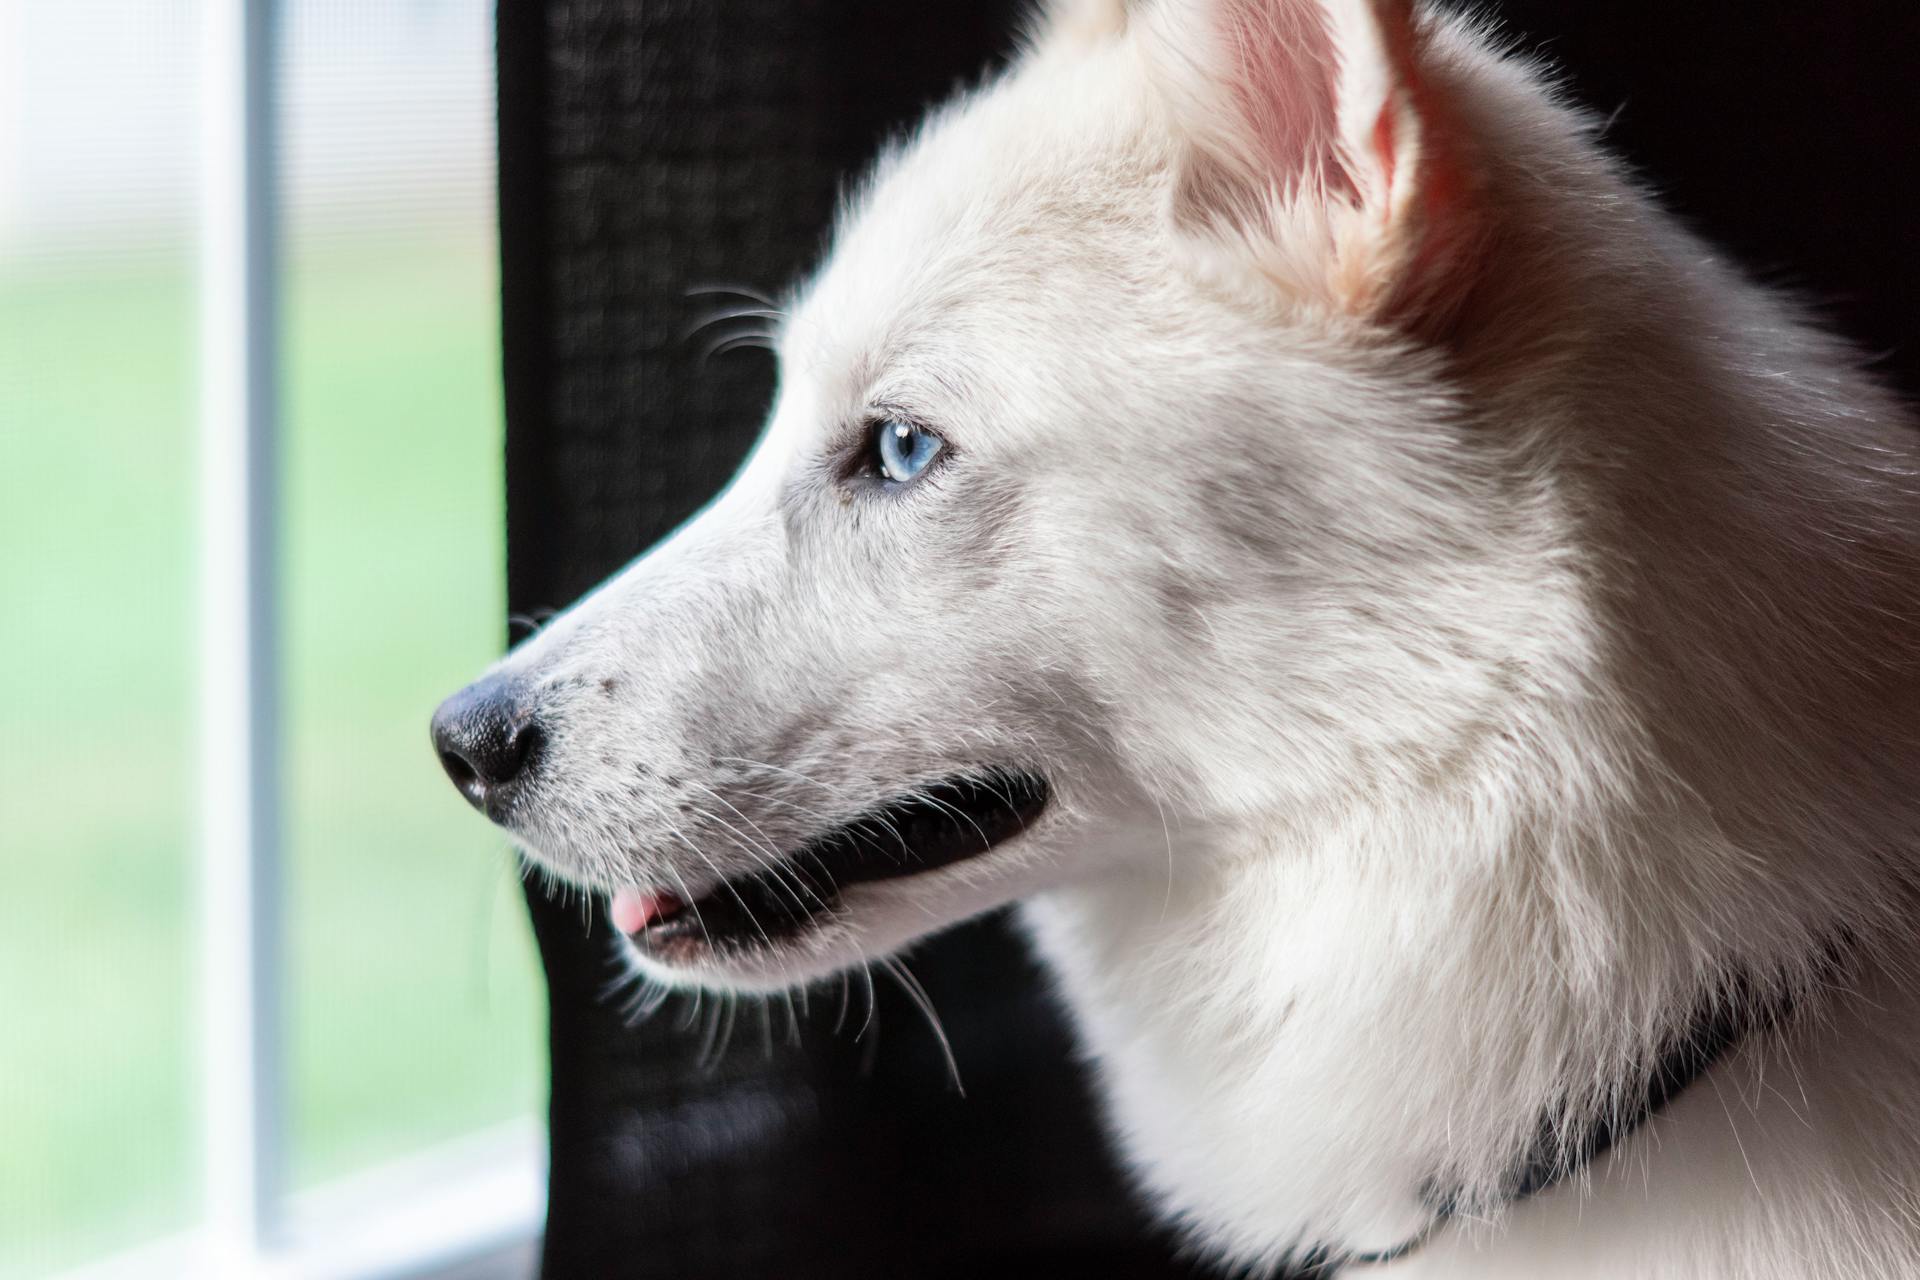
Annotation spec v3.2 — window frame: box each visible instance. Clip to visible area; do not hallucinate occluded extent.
[55,2,543,1275]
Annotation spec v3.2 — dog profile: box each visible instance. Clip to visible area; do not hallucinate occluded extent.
[433,1,1920,1274]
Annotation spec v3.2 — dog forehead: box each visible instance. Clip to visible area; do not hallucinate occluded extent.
[788,45,1166,393]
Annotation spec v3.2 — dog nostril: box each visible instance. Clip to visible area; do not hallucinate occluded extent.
[439,747,481,795]
[430,679,542,816]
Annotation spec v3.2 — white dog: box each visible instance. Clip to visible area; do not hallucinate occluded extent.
[432,0,1920,1274]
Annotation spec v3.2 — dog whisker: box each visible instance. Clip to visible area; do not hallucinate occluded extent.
[681,305,786,342]
[881,957,964,1097]
[700,332,777,363]
[683,281,782,309]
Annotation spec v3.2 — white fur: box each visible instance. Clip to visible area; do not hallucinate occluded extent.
[461,2,1920,1274]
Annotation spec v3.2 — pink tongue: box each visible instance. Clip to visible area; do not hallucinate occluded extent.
[610,888,672,934]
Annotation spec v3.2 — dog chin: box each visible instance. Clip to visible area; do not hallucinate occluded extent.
[613,892,879,993]
[615,867,1052,994]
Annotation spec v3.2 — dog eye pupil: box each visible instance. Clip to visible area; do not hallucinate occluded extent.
[875,419,942,484]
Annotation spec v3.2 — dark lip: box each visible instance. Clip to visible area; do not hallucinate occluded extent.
[631,767,1049,955]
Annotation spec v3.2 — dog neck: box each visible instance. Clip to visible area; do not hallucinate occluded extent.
[1321,963,1806,1274]
[1020,775,1851,1271]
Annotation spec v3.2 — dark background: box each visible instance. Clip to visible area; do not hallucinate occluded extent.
[497,3,1920,1276]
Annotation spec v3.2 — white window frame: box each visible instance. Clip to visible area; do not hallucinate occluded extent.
[56,1122,545,1280]
[59,2,545,1275]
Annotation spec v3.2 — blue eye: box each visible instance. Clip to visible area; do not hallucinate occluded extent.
[874,419,943,484]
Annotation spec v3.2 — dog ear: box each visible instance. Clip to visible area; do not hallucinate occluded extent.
[1141,0,1481,332]
[1028,0,1129,52]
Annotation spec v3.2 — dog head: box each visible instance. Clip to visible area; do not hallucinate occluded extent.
[434,0,1558,992]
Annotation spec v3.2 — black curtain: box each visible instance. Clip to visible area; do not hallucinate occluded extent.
[496,4,1920,1277]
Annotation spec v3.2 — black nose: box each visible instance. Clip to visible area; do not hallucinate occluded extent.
[430,677,543,817]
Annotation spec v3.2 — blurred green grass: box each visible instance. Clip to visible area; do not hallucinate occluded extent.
[0,234,545,1276]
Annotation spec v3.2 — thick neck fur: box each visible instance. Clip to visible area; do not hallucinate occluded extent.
[1023,26,1920,1279]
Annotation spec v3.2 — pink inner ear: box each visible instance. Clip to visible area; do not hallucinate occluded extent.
[1165,0,1482,327]
[1220,0,1358,200]
[1368,99,1399,195]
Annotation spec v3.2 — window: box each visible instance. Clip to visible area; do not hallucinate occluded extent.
[0,3,544,1276]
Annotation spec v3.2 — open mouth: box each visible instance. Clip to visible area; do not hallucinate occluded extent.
[611,767,1049,956]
